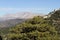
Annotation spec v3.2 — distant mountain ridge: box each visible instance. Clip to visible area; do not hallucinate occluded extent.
[0,12,44,21]
[0,12,44,28]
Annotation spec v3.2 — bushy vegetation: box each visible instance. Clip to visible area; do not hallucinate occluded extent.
[49,9,60,37]
[0,9,60,40]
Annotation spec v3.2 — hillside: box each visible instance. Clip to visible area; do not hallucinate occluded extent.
[48,9,60,35]
[0,10,60,40]
[0,19,25,28]
[3,16,59,40]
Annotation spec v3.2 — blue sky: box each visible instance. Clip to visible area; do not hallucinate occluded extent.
[0,0,60,16]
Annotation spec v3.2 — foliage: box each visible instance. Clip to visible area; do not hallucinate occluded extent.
[49,9,60,36]
[5,16,58,40]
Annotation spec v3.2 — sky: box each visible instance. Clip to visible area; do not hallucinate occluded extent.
[0,0,60,16]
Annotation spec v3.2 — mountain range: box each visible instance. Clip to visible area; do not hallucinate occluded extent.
[0,12,44,20]
[0,12,43,28]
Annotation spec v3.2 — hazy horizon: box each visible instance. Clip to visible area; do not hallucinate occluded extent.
[0,0,60,16]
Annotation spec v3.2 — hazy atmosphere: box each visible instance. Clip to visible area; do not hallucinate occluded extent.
[0,0,60,16]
